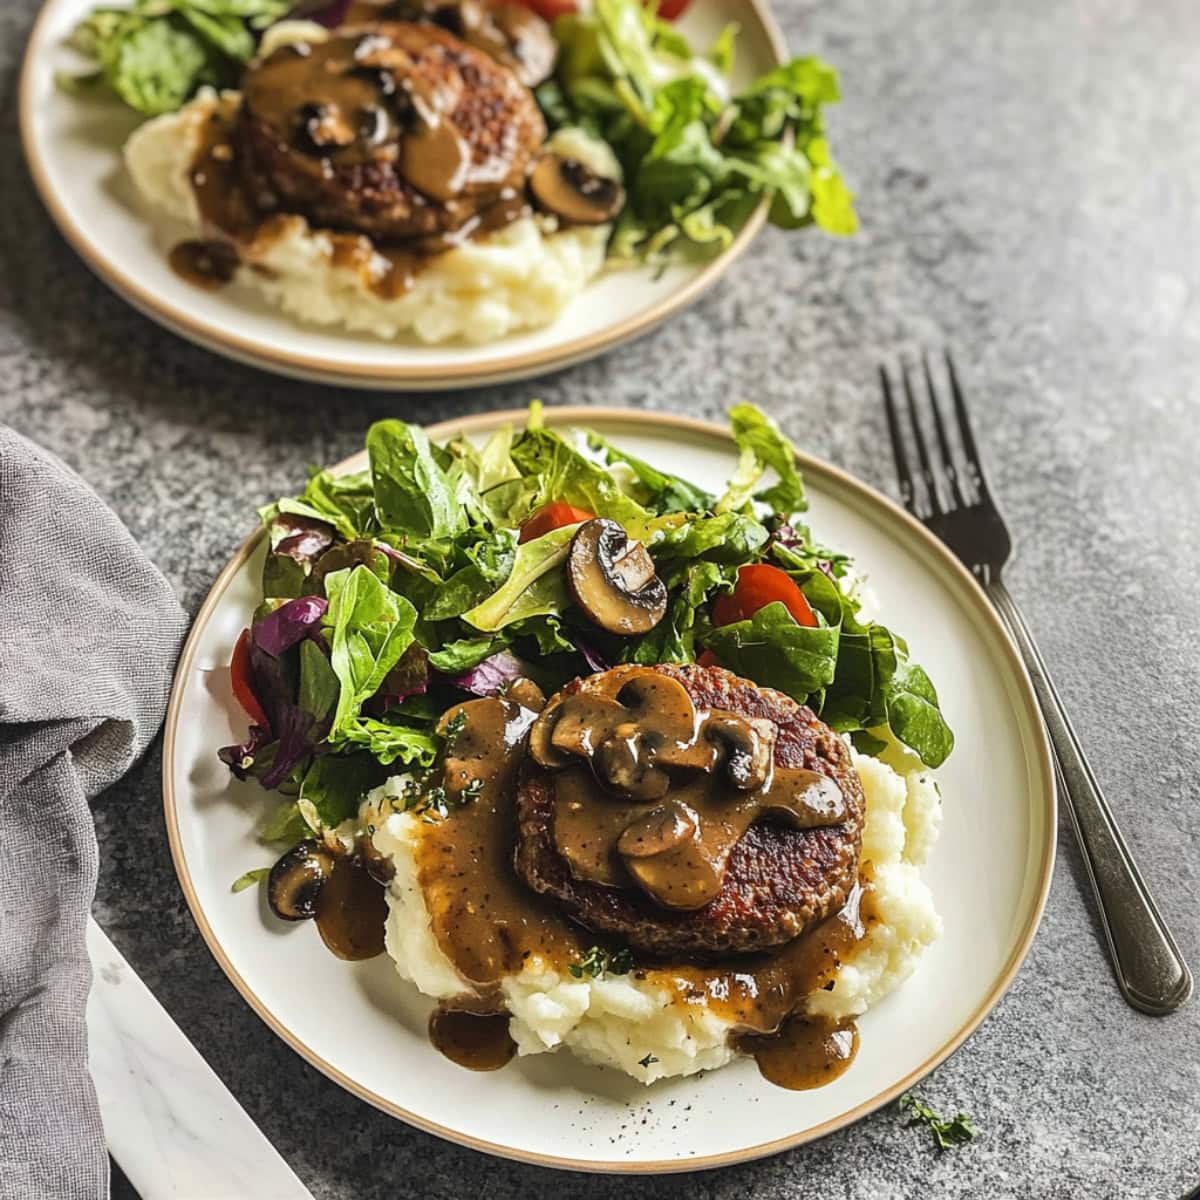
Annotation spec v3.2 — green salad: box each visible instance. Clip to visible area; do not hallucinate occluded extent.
[221,404,953,854]
[60,0,855,261]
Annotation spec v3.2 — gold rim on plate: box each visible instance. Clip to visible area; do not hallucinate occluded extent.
[19,2,787,388]
[161,407,1057,1173]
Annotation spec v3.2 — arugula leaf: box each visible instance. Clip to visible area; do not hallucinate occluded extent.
[461,525,577,632]
[296,638,338,720]
[898,1094,978,1151]
[885,663,955,768]
[368,420,465,541]
[585,430,714,514]
[702,601,839,701]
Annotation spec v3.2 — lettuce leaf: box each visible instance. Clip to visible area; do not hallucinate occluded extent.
[322,565,418,744]
[461,525,577,631]
[368,420,466,541]
[702,601,839,700]
[585,431,714,514]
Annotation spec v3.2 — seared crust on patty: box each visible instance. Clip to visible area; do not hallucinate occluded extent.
[236,22,545,241]
[515,664,865,957]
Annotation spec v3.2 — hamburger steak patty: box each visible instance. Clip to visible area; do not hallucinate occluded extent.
[515,665,866,957]
[236,22,546,241]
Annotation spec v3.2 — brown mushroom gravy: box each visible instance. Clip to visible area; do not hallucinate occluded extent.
[167,239,240,290]
[315,855,389,960]
[529,671,847,909]
[428,1003,517,1071]
[397,675,870,1088]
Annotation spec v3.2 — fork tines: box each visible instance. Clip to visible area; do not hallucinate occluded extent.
[879,351,989,520]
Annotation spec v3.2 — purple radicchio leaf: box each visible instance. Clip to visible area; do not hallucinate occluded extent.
[219,620,330,790]
[570,635,609,675]
[268,513,335,567]
[451,650,531,697]
[369,644,429,714]
[253,595,328,657]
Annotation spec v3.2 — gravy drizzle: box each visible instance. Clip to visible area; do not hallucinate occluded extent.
[405,680,871,1087]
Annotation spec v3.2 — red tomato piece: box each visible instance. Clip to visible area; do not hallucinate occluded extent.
[512,0,577,19]
[518,501,595,543]
[657,0,693,17]
[231,627,271,731]
[710,564,818,629]
[696,649,721,668]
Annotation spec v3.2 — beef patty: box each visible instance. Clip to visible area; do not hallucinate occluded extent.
[515,665,866,957]
[235,21,546,242]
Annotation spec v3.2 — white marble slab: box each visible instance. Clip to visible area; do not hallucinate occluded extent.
[86,918,314,1200]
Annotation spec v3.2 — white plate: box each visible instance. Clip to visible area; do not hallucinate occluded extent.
[162,409,1055,1172]
[20,2,784,390]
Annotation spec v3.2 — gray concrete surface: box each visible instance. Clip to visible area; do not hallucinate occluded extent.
[3,0,1198,1196]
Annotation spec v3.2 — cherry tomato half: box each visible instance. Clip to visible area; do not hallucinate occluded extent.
[231,627,271,731]
[518,501,595,543]
[710,564,818,628]
[656,0,694,17]
[513,0,578,20]
[696,649,721,669]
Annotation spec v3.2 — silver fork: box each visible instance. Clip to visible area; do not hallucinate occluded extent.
[880,352,1192,1015]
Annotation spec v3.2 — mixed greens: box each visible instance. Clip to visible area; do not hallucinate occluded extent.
[221,404,953,850]
[58,0,292,115]
[59,0,854,256]
[540,0,856,256]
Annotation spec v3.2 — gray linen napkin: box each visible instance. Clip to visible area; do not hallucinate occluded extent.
[0,427,187,1200]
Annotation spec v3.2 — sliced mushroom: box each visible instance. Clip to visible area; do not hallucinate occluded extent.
[616,802,722,910]
[550,695,628,758]
[617,800,698,859]
[268,840,336,921]
[506,676,546,713]
[705,712,777,790]
[567,520,667,636]
[593,727,670,800]
[295,102,357,153]
[528,697,572,768]
[530,156,625,226]
[757,769,847,829]
[358,832,396,886]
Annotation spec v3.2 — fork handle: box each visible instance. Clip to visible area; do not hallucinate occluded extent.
[986,579,1192,1014]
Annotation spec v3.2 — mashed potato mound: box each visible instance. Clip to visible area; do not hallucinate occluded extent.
[123,87,613,345]
[371,746,942,1085]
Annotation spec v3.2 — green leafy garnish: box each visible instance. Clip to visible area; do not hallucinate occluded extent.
[223,403,954,836]
[543,0,856,262]
[59,0,291,117]
[898,1094,979,1151]
[569,945,635,979]
[230,866,270,894]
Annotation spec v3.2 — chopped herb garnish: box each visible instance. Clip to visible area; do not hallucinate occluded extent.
[569,945,635,979]
[410,785,452,822]
[440,708,467,747]
[231,867,270,894]
[638,1053,659,1069]
[898,1093,978,1150]
[459,777,485,803]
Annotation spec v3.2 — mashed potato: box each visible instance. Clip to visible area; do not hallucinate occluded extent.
[123,75,614,344]
[370,746,942,1084]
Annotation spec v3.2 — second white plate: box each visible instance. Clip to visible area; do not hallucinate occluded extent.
[21,2,784,389]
